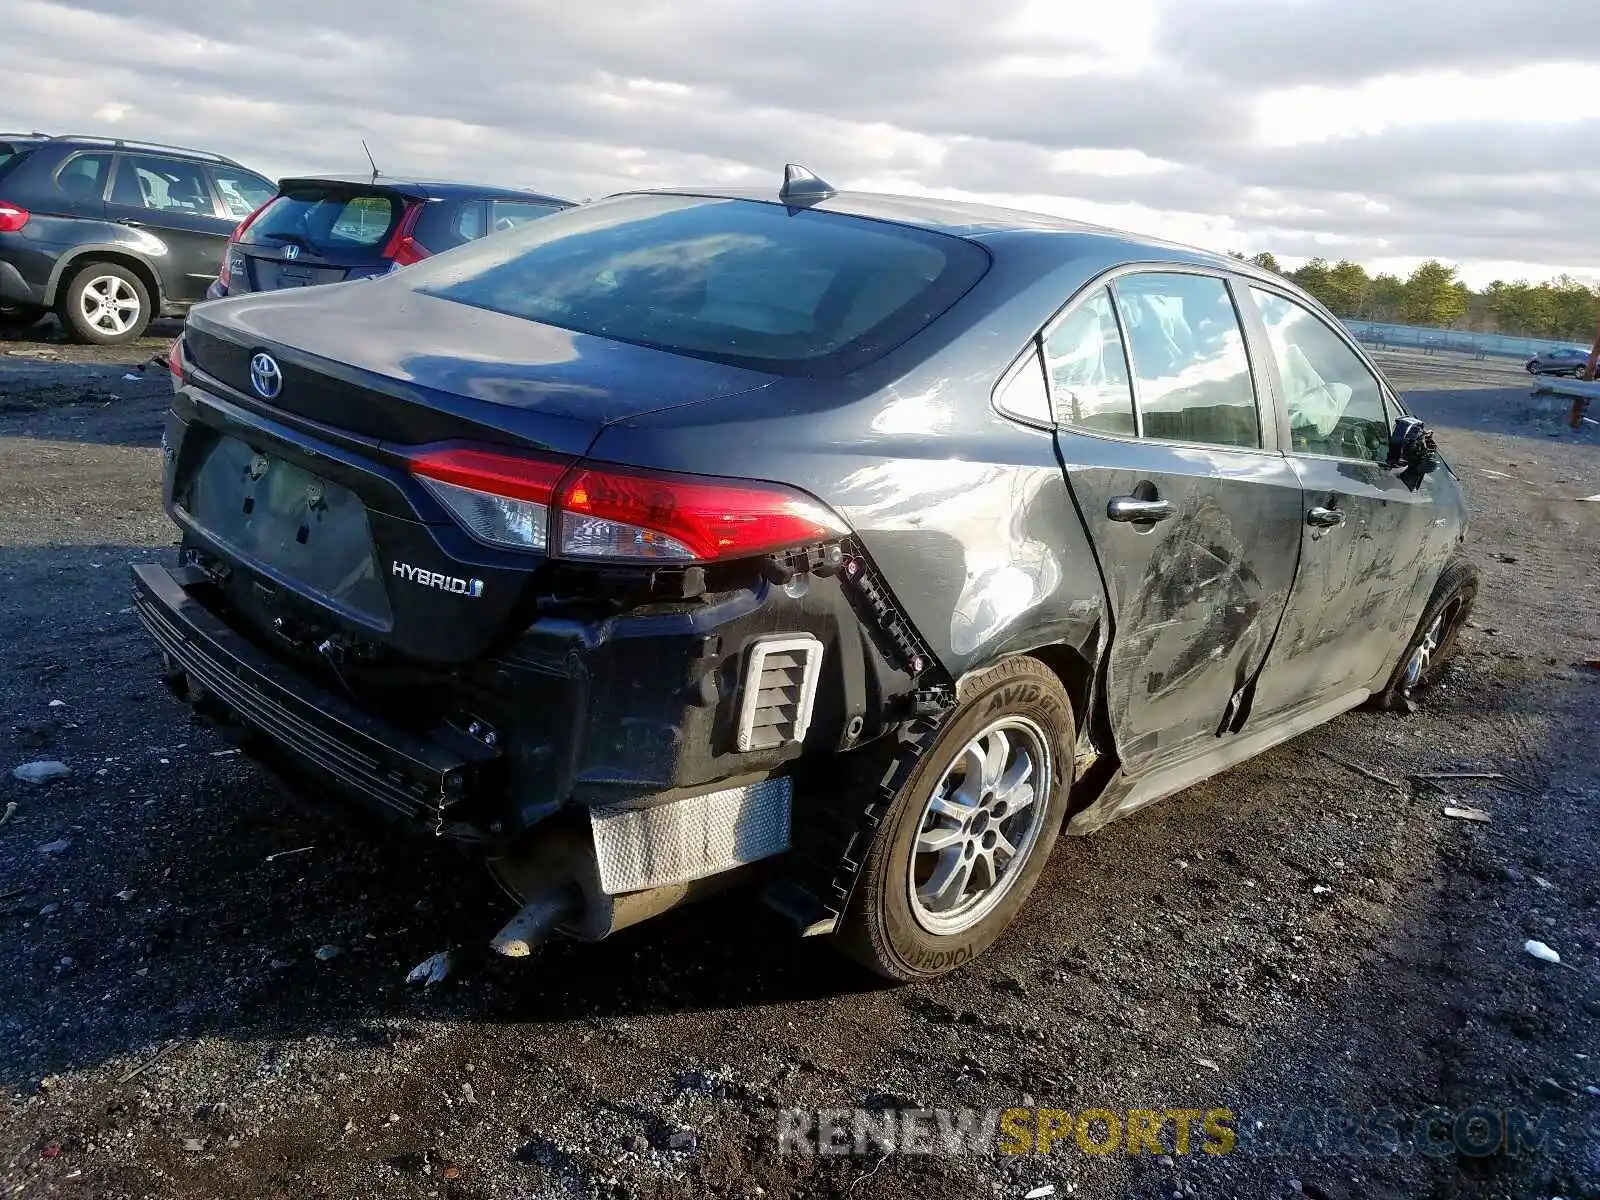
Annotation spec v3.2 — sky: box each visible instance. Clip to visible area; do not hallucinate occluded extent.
[5,0,1597,289]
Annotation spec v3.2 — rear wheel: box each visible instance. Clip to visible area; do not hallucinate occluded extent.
[836,656,1075,982]
[1372,555,1478,711]
[59,262,151,345]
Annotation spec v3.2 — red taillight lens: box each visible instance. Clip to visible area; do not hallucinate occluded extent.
[410,447,569,552]
[218,197,273,289]
[382,203,430,268]
[0,202,29,233]
[556,465,849,562]
[406,447,850,562]
[166,337,184,390]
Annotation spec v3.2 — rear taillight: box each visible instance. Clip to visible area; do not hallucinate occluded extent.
[217,197,274,289]
[382,203,430,268]
[166,337,184,390]
[411,447,568,552]
[0,202,29,233]
[407,447,850,562]
[556,464,847,561]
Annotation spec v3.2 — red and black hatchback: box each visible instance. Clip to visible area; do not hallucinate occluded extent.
[208,175,574,299]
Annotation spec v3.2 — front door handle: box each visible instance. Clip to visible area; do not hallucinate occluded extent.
[1107,496,1174,523]
[117,217,147,227]
[1307,505,1346,528]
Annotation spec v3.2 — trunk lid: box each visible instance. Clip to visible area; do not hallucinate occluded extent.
[172,284,775,662]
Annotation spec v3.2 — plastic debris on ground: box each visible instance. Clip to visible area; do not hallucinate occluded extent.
[406,950,457,987]
[1442,805,1492,823]
[1525,940,1562,964]
[313,945,343,961]
[12,760,71,785]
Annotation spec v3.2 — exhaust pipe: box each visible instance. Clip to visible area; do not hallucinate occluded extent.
[488,889,575,958]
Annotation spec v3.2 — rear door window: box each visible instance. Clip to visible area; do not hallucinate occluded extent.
[211,167,276,220]
[54,153,111,203]
[1250,288,1392,463]
[1112,272,1261,450]
[239,187,403,261]
[409,194,989,376]
[1043,286,1137,436]
[412,199,484,253]
[488,200,566,233]
[111,155,218,216]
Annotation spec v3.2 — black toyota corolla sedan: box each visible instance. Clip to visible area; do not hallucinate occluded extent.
[135,166,1476,981]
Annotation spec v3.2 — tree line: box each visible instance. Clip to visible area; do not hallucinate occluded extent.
[1231,252,1600,343]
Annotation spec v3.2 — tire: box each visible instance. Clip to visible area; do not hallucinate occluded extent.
[1372,555,1479,711]
[1526,361,1540,374]
[836,656,1075,982]
[59,261,151,345]
[0,304,46,332]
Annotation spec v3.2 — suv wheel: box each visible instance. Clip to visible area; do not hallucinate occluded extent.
[838,656,1075,981]
[60,262,150,345]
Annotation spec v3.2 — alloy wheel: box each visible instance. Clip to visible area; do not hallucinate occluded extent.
[79,275,141,337]
[907,716,1050,936]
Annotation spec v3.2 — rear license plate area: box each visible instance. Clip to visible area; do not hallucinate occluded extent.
[181,436,391,622]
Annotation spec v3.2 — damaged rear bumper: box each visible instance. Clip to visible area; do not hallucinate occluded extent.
[132,562,500,831]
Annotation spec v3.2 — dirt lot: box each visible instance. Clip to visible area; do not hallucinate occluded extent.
[1,320,1598,1200]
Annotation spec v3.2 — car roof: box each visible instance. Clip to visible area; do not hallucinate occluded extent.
[280,174,574,206]
[14,134,249,168]
[623,186,1273,281]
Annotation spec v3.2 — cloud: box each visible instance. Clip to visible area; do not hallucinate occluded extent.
[3,0,1595,287]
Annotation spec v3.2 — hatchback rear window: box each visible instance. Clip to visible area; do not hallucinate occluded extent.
[0,143,33,179]
[406,194,990,376]
[239,187,403,261]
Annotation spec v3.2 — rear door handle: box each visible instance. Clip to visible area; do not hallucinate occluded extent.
[1307,505,1346,528]
[1107,496,1174,523]
[117,217,147,227]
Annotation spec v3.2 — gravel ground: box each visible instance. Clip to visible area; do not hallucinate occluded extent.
[1,326,1597,1200]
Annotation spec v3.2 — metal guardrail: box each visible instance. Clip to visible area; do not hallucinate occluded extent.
[1346,320,1590,362]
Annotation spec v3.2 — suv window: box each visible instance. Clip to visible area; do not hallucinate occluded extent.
[54,153,111,203]
[111,155,215,215]
[239,187,403,261]
[1042,286,1135,436]
[1112,272,1261,450]
[1251,288,1391,463]
[489,200,564,233]
[0,142,34,179]
[212,167,275,220]
[410,194,990,376]
[412,199,484,253]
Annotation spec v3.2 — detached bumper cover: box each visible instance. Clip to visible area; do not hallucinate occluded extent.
[131,562,498,824]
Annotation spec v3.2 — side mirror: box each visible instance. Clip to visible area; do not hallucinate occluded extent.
[1386,415,1439,491]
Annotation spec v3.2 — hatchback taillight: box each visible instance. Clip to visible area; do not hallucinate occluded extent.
[217,198,274,289]
[382,203,430,268]
[407,447,850,562]
[0,202,29,233]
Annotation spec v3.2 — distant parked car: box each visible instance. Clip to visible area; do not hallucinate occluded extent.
[0,133,275,343]
[1525,347,1591,377]
[207,176,574,300]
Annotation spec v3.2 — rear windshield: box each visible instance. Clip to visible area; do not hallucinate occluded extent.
[0,143,34,179]
[405,194,990,376]
[239,187,403,261]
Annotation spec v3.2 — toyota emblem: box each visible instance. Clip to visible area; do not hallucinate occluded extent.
[249,352,282,401]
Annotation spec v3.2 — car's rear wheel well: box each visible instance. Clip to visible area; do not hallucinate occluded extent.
[1022,643,1094,731]
[53,251,162,312]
